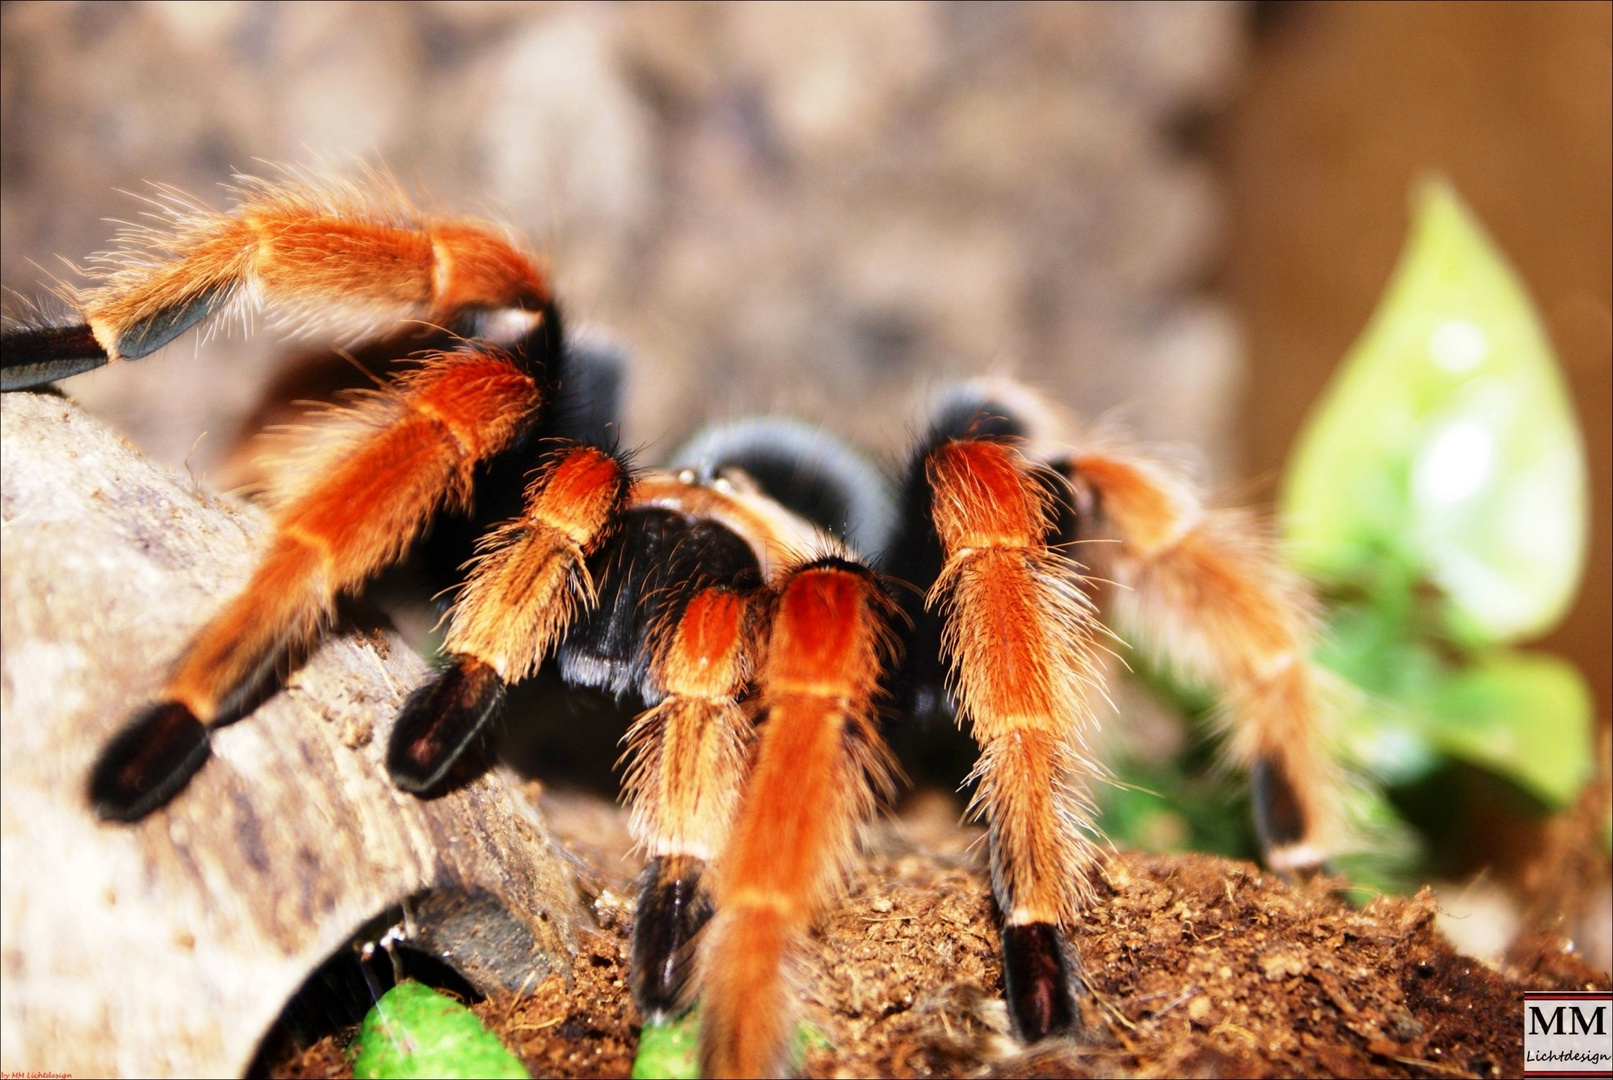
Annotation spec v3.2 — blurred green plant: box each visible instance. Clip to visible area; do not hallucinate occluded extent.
[349,979,529,1080]
[631,1007,827,1078]
[633,1009,701,1080]
[1101,180,1596,891]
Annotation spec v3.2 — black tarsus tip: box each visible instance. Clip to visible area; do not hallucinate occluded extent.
[113,285,226,360]
[1251,753,1307,855]
[1252,754,1327,879]
[89,701,212,821]
[630,854,714,1021]
[1,324,110,392]
[386,655,507,794]
[1002,921,1083,1043]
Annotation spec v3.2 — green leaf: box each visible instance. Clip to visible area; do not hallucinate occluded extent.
[350,980,529,1080]
[1318,601,1445,785]
[629,1009,825,1078]
[1282,179,1587,644]
[633,1011,702,1080]
[1327,781,1424,898]
[1423,652,1594,807]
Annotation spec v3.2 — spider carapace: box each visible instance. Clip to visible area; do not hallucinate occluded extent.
[1,176,1334,1077]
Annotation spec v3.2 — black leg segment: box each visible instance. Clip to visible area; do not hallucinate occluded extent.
[1251,752,1324,878]
[2,324,109,392]
[631,854,715,1021]
[1001,921,1084,1043]
[89,701,212,821]
[386,655,508,793]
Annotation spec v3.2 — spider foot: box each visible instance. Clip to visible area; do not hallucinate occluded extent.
[1002,921,1084,1043]
[1254,752,1329,880]
[89,701,211,821]
[631,853,714,1021]
[1,324,109,392]
[386,655,506,794]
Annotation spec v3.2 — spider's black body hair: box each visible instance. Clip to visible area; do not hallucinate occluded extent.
[557,508,762,703]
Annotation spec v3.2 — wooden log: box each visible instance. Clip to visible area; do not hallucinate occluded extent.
[0,391,587,1077]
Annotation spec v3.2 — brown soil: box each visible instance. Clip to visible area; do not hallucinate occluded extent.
[267,790,1608,1079]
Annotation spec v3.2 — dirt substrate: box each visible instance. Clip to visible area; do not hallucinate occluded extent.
[271,792,1608,1080]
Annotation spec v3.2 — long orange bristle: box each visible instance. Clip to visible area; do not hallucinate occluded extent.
[927,439,1104,927]
[445,445,629,683]
[700,563,893,1079]
[165,352,542,720]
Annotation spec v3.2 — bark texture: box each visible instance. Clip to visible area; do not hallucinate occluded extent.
[0,391,586,1077]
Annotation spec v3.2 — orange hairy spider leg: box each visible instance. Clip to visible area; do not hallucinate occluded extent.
[554,498,766,1021]
[701,561,893,1079]
[3,181,556,393]
[623,587,755,1020]
[1069,450,1329,875]
[927,439,1103,1043]
[627,589,754,854]
[387,445,630,792]
[243,217,546,319]
[165,355,543,718]
[426,223,552,314]
[88,350,546,821]
[80,204,551,360]
[882,388,1035,737]
[441,445,629,678]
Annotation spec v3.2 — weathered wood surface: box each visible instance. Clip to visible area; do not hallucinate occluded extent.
[0,392,587,1077]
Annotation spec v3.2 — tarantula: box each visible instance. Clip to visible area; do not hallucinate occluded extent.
[1,176,1333,1077]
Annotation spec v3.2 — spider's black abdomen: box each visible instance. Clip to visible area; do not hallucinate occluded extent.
[671,417,893,556]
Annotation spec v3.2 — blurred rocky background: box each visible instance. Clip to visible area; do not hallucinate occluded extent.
[0,2,1243,475]
[3,1,1607,968]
